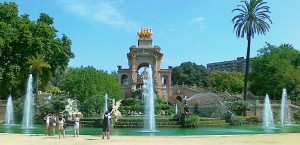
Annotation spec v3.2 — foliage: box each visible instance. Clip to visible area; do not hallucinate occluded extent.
[155,96,173,115]
[294,111,300,123]
[11,95,67,123]
[13,98,24,123]
[119,97,174,116]
[36,95,68,115]
[35,95,67,122]
[232,0,272,100]
[230,115,244,125]
[209,71,244,93]
[224,111,232,123]
[224,96,251,116]
[0,2,74,99]
[27,53,51,98]
[44,85,61,94]
[250,43,300,101]
[171,61,211,87]
[244,116,260,124]
[60,66,121,103]
[81,95,104,116]
[119,98,143,114]
[50,95,68,114]
[110,71,118,80]
[183,115,199,128]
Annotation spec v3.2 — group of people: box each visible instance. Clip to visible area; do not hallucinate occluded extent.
[44,113,80,139]
[43,111,111,140]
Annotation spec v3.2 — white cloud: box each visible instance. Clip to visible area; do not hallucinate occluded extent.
[59,0,138,30]
[193,17,205,23]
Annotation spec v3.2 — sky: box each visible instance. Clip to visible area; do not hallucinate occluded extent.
[4,0,300,73]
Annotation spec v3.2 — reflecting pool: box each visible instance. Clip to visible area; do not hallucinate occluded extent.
[1,124,300,136]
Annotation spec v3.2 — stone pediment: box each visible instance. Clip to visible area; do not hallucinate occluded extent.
[127,49,163,58]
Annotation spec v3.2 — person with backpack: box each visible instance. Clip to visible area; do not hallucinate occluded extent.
[102,111,111,140]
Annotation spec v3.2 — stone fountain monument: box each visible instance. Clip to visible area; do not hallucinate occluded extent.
[117,28,172,101]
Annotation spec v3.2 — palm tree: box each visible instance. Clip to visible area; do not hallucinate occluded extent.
[232,0,272,100]
[27,54,51,99]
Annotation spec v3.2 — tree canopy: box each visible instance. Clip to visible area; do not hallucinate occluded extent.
[209,71,244,93]
[60,66,121,103]
[171,61,210,87]
[250,43,300,101]
[0,2,74,99]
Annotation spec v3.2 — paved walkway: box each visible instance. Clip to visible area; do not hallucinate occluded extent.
[0,133,299,145]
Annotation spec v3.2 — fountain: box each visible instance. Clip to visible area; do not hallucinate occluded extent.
[263,94,274,129]
[104,93,108,112]
[22,74,34,128]
[280,88,291,124]
[175,103,178,115]
[142,65,156,132]
[4,95,14,125]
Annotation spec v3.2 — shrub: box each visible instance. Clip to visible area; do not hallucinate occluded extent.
[244,116,260,124]
[13,98,24,123]
[184,115,199,128]
[224,96,251,116]
[230,116,244,125]
[224,111,232,123]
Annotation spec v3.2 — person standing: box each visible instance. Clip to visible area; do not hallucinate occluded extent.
[102,111,111,140]
[58,114,65,139]
[51,113,57,136]
[73,114,80,137]
[44,113,51,136]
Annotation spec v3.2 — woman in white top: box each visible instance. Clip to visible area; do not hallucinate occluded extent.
[73,114,80,137]
[57,114,65,139]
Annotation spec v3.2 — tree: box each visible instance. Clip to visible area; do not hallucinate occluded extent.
[232,0,272,100]
[81,95,104,116]
[210,71,244,93]
[60,66,121,103]
[171,61,211,87]
[27,54,50,99]
[0,2,74,99]
[250,43,300,100]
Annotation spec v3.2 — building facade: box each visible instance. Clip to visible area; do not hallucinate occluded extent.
[207,57,253,72]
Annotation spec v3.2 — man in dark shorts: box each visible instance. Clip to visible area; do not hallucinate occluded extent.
[102,111,111,139]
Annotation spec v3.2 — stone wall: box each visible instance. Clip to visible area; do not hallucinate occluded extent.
[0,100,6,123]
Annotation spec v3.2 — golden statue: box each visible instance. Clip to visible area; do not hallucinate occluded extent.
[137,28,153,38]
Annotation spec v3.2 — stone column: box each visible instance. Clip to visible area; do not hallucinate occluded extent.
[130,54,137,91]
